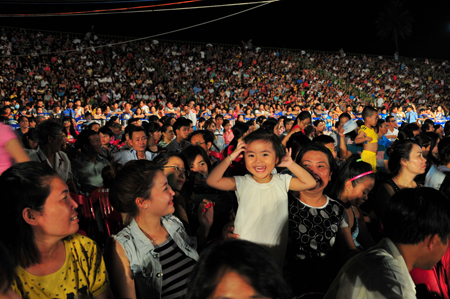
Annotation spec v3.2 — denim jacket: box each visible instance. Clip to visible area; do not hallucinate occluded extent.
[113,215,198,299]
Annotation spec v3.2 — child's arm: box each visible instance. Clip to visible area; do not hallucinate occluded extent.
[206,141,246,191]
[278,148,316,191]
[354,130,371,144]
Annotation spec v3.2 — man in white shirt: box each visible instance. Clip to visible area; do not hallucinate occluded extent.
[325,187,450,299]
[385,115,399,142]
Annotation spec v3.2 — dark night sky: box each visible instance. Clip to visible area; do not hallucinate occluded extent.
[0,0,449,60]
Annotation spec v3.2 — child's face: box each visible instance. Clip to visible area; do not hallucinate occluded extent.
[367,112,378,127]
[244,140,277,183]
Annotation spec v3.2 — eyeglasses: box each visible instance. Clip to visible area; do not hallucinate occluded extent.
[163,166,189,176]
[193,142,206,146]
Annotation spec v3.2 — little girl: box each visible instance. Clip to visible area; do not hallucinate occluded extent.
[207,129,316,266]
[330,155,376,250]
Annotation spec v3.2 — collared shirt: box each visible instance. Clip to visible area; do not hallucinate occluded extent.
[166,139,190,153]
[113,148,158,164]
[405,111,418,123]
[324,238,416,299]
[72,152,109,195]
[28,147,73,182]
[113,216,198,299]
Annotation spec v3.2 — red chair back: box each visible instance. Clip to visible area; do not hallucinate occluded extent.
[70,192,91,221]
[89,187,123,237]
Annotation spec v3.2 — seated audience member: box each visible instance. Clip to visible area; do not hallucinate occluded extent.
[143,122,165,154]
[189,130,223,165]
[105,160,213,299]
[285,143,355,295]
[72,129,109,194]
[375,139,426,219]
[28,119,77,193]
[185,240,292,299]
[330,155,376,250]
[114,126,158,164]
[0,162,113,299]
[157,124,175,148]
[99,126,119,161]
[21,128,38,150]
[166,118,191,153]
[325,187,450,299]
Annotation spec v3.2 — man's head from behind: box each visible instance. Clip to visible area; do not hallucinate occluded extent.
[382,187,450,269]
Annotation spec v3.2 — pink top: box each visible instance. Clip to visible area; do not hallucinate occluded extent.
[223,130,234,145]
[0,123,19,174]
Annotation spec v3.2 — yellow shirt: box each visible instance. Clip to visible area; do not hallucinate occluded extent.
[12,234,109,299]
[358,125,378,144]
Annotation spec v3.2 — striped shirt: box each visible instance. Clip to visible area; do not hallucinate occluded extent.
[154,236,197,299]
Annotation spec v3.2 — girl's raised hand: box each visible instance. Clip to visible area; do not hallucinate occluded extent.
[277,147,294,168]
[230,140,246,161]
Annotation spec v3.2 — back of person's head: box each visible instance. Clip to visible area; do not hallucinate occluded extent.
[304,125,315,137]
[339,112,351,122]
[438,137,450,166]
[99,126,114,138]
[286,132,311,161]
[260,119,277,132]
[35,119,63,146]
[330,154,375,200]
[421,122,432,134]
[382,187,450,245]
[295,111,311,123]
[143,122,161,134]
[444,120,450,136]
[109,160,161,225]
[362,106,376,120]
[76,129,98,151]
[387,139,418,176]
[148,115,159,123]
[397,129,414,141]
[185,239,292,299]
[243,128,285,164]
[312,135,335,147]
[22,128,38,150]
[0,162,57,268]
[404,123,420,135]
[173,118,191,134]
[414,133,431,148]
[229,122,250,147]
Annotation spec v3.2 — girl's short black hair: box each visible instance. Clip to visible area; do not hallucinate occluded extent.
[243,128,285,164]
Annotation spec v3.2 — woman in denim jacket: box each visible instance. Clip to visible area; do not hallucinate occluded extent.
[105,160,213,299]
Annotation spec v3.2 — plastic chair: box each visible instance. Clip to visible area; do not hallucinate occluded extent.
[70,192,94,238]
[89,187,123,237]
[70,192,92,221]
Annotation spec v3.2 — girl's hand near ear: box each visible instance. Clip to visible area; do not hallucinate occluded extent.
[230,140,246,161]
[277,148,294,168]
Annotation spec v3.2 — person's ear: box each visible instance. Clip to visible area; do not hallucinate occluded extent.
[345,180,353,192]
[22,207,38,226]
[207,142,212,150]
[135,197,149,210]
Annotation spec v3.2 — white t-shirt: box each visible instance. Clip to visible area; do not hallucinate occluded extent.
[234,173,292,267]
[387,128,399,142]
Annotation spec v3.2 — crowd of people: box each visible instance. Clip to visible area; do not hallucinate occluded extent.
[1,26,450,299]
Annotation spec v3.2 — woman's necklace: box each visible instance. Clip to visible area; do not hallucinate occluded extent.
[137,152,147,160]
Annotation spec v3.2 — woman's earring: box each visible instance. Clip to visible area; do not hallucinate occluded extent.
[144,204,148,209]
